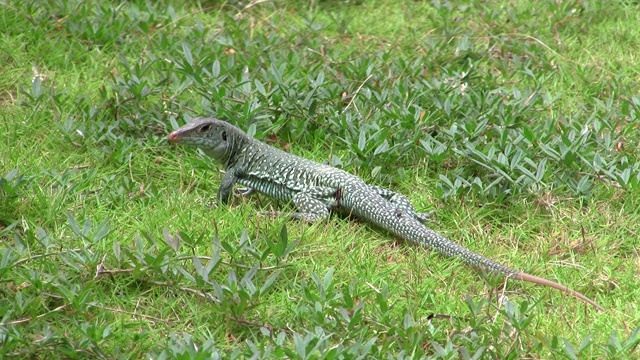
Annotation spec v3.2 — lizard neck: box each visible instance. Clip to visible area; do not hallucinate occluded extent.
[204,130,252,170]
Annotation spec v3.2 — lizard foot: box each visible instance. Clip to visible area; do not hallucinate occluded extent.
[415,210,437,224]
[234,187,255,197]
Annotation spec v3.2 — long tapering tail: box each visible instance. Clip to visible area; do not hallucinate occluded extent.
[349,188,604,311]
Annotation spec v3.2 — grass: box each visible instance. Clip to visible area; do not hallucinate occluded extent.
[1,0,640,358]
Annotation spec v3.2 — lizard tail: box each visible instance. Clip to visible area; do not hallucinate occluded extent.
[515,272,604,311]
[347,187,605,311]
[411,222,605,311]
[392,216,605,311]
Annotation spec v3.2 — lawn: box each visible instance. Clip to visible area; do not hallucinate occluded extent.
[1,0,640,358]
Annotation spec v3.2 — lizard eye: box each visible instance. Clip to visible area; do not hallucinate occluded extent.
[221,131,227,141]
[199,124,211,133]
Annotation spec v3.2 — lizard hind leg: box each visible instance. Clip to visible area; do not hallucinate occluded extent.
[290,187,336,223]
[369,185,435,223]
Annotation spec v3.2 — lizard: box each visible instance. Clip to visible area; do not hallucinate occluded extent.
[167,117,604,311]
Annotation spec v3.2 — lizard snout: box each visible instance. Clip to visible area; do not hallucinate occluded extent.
[167,132,179,142]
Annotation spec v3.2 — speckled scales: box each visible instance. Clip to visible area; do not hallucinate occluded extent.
[172,118,519,276]
[167,117,604,311]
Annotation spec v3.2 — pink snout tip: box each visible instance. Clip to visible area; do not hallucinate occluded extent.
[167,131,179,142]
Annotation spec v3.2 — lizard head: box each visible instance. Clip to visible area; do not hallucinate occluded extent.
[167,117,247,164]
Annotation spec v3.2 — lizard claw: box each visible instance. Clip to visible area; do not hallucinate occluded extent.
[415,210,437,224]
[235,187,255,197]
[205,197,220,209]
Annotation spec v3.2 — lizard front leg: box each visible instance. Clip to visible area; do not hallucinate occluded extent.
[217,169,241,205]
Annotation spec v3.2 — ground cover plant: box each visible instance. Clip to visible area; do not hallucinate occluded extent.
[1,0,640,358]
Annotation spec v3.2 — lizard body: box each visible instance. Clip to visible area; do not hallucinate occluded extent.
[168,117,604,311]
